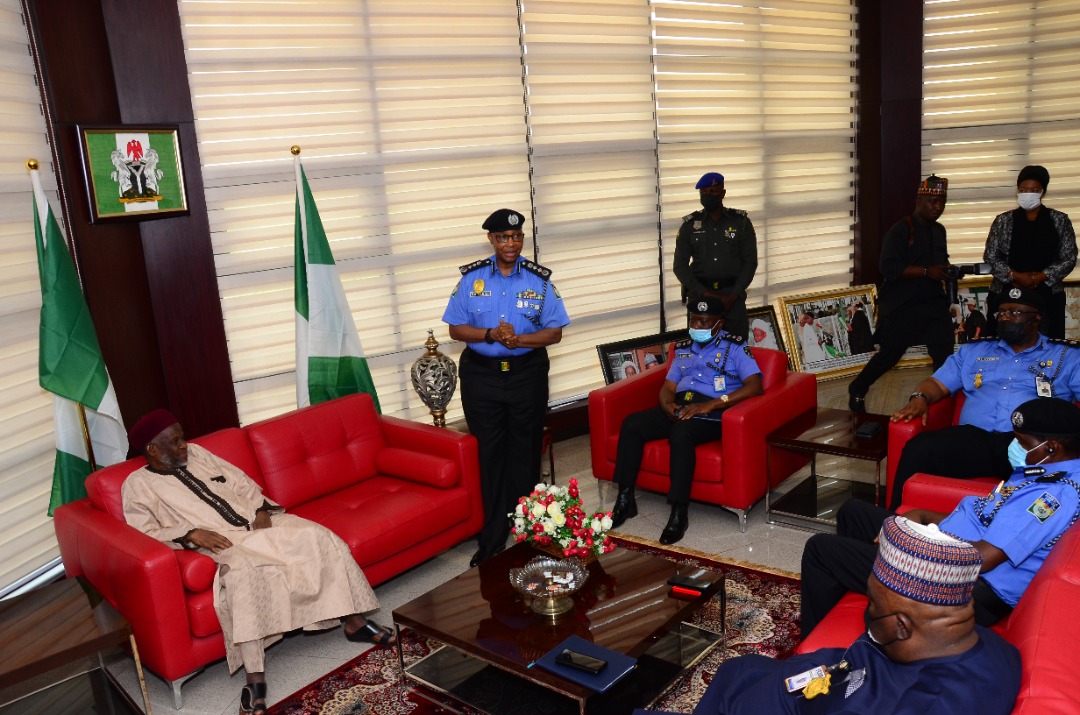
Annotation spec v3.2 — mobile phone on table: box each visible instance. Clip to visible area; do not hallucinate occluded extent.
[555,649,608,675]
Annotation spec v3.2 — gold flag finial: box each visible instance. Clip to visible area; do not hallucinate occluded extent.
[26,159,39,171]
[290,146,301,156]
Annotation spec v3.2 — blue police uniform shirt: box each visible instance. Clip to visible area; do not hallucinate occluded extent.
[938,458,1080,606]
[442,254,570,358]
[932,336,1080,432]
[665,331,761,397]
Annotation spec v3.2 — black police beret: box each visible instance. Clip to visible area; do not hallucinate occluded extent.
[1000,286,1046,315]
[688,296,726,317]
[1017,165,1050,190]
[1011,398,1080,438]
[482,209,526,233]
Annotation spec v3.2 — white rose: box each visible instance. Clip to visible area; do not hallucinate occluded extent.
[543,521,555,534]
[534,483,547,492]
[532,503,546,518]
[553,513,566,526]
[547,501,563,517]
[515,503,525,517]
[601,515,613,530]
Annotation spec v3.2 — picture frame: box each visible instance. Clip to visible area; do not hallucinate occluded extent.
[746,305,792,368]
[776,285,884,379]
[77,125,189,222]
[1065,279,1080,341]
[950,276,994,346]
[596,329,689,385]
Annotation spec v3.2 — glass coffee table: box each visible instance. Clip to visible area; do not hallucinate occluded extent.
[392,543,725,715]
[766,407,890,531]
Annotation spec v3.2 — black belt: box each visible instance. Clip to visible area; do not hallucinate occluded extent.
[464,346,545,373]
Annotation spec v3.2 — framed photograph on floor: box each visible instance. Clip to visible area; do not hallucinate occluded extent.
[776,285,885,379]
[596,329,688,385]
[1064,280,1080,341]
[950,276,993,346]
[746,305,792,368]
[78,125,189,222]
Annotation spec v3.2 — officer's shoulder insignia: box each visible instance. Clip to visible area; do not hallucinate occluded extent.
[743,345,754,358]
[729,208,748,217]
[721,333,745,344]
[520,259,552,279]
[681,212,698,223]
[1048,337,1080,348]
[674,338,693,349]
[459,258,492,275]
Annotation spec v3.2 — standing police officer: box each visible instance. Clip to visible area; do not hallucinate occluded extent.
[442,209,570,567]
[608,297,763,545]
[673,172,759,339]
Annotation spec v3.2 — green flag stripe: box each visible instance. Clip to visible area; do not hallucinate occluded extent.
[308,356,381,411]
[294,188,309,321]
[300,167,336,266]
[47,448,92,516]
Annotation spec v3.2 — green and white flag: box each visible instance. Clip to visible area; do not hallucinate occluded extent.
[30,167,128,515]
[294,156,380,410]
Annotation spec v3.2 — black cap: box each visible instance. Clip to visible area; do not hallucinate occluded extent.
[1011,398,1080,438]
[1017,165,1050,190]
[1000,286,1046,316]
[482,209,526,233]
[688,296,726,317]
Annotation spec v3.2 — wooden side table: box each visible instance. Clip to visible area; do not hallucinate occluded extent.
[0,577,152,714]
[765,407,890,531]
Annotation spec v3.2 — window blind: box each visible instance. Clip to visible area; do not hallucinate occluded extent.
[652,0,859,321]
[922,0,1080,268]
[0,0,66,593]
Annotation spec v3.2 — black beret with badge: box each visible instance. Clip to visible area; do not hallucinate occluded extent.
[482,208,526,233]
[688,296,726,317]
[1011,397,1080,438]
[1001,285,1046,316]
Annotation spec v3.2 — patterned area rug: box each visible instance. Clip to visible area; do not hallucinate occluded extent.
[268,535,800,714]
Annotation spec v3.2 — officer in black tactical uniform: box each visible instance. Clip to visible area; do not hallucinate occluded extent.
[673,171,759,339]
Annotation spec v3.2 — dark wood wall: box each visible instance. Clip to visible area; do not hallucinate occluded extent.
[21,0,923,441]
[23,0,238,443]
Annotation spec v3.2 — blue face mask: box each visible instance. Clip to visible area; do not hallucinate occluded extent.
[688,327,715,343]
[1007,438,1048,469]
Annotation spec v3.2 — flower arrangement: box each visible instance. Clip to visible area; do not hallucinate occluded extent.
[510,478,616,559]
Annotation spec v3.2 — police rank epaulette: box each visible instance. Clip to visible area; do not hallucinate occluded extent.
[674,338,694,349]
[458,258,492,275]
[720,333,745,344]
[1048,338,1080,348]
[728,208,748,217]
[520,259,552,279]
[681,211,699,223]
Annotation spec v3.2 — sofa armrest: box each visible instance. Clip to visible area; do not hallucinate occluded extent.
[375,447,459,488]
[717,371,818,509]
[53,499,216,681]
[896,473,995,514]
[589,369,668,480]
[885,396,959,499]
[379,415,482,494]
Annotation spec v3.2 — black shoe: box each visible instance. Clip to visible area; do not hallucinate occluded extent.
[848,392,866,413]
[469,542,506,568]
[610,487,638,529]
[659,504,689,545]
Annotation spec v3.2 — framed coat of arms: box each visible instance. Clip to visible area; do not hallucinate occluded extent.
[77,125,189,222]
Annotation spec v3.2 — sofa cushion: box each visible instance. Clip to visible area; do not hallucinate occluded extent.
[186,589,221,638]
[288,476,474,567]
[750,347,787,389]
[604,435,725,483]
[191,429,263,488]
[246,394,384,508]
[176,551,216,593]
[375,448,459,488]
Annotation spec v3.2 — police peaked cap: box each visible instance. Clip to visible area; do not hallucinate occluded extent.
[1000,286,1046,315]
[688,297,726,317]
[1011,398,1080,438]
[695,172,725,189]
[482,208,526,233]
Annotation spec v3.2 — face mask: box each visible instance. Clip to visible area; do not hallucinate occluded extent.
[997,320,1029,345]
[700,194,722,212]
[1007,438,1048,468]
[1017,192,1042,211]
[863,609,903,648]
[689,327,715,343]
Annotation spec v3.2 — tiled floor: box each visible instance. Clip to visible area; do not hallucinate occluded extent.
[107,365,932,714]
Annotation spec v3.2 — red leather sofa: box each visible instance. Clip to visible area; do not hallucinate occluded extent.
[53,393,482,708]
[588,347,816,531]
[797,473,1080,714]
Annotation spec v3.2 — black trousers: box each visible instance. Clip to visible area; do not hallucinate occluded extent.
[800,500,1013,638]
[848,309,953,397]
[887,425,1013,510]
[459,347,549,551]
[987,287,1066,339]
[611,407,721,505]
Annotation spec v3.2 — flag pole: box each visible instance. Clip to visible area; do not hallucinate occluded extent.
[28,158,98,473]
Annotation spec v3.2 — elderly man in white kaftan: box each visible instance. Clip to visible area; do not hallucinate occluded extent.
[122,409,394,715]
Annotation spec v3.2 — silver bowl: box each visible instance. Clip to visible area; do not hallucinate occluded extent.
[509,555,590,617]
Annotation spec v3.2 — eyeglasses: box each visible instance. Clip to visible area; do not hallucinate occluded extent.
[995,309,1038,320]
[490,232,525,245]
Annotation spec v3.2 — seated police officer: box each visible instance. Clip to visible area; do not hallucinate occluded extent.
[609,297,763,544]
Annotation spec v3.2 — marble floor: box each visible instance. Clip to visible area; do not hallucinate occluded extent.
[104,364,931,714]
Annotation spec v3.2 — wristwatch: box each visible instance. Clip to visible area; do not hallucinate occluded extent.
[484,328,494,344]
[719,394,730,405]
[909,392,929,403]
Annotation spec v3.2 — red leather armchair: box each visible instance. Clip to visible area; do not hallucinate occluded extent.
[797,474,1080,715]
[53,394,482,708]
[589,347,816,531]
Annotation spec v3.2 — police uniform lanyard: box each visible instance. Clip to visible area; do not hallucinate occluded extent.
[972,470,1080,546]
[706,339,736,385]
[1026,346,1067,398]
[523,278,548,329]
